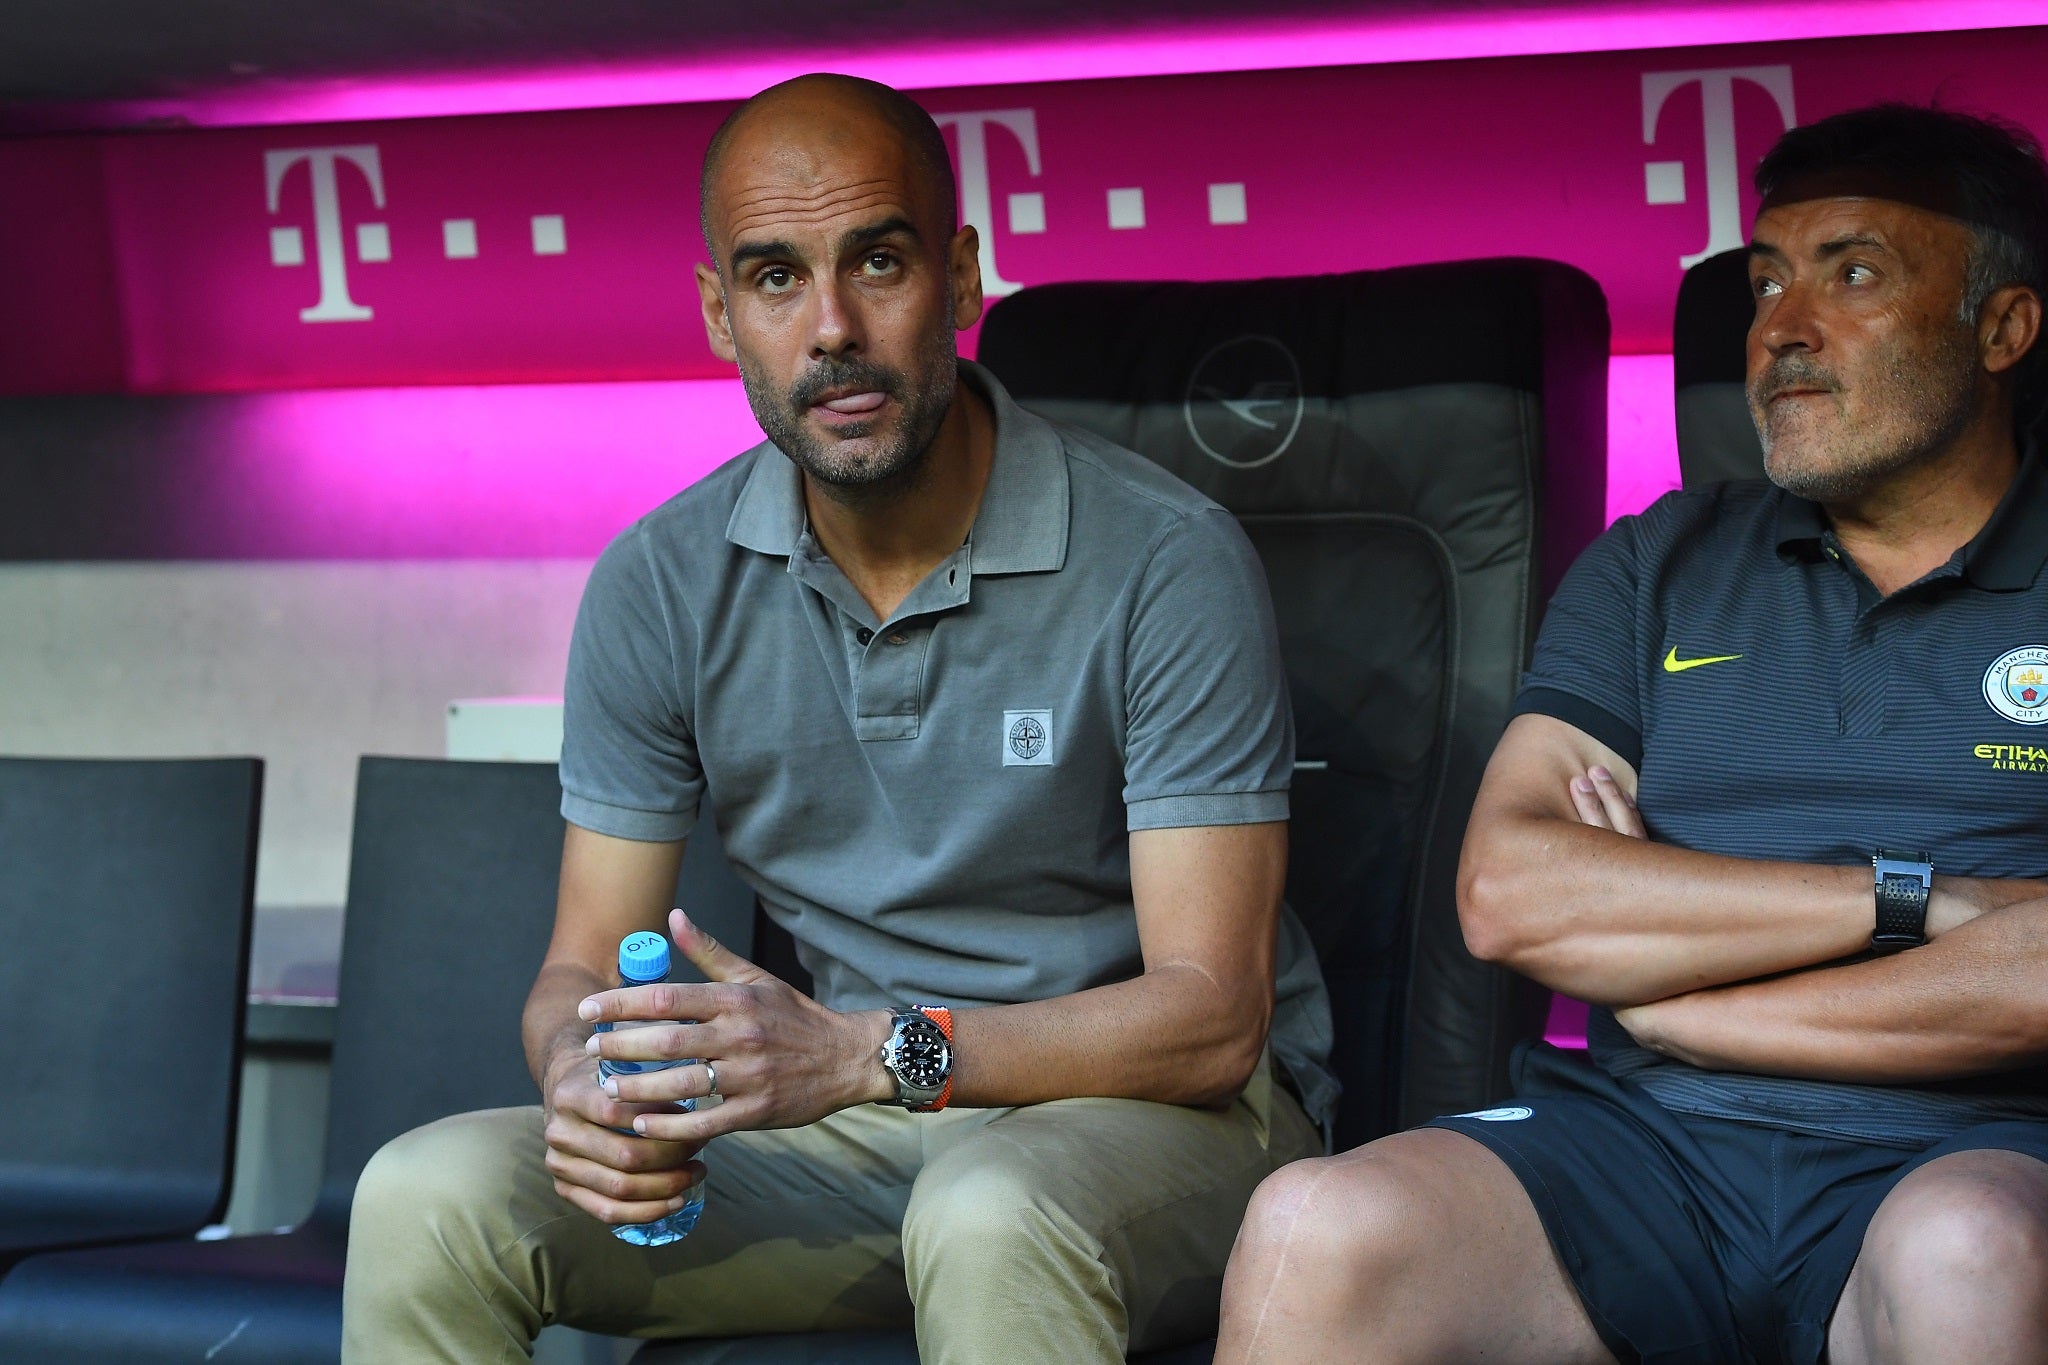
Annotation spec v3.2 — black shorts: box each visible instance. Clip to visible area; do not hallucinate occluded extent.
[1425,1043,2048,1365]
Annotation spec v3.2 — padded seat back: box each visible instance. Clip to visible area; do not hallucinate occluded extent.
[1674,247,1767,488]
[978,259,1610,1141]
[0,756,261,1252]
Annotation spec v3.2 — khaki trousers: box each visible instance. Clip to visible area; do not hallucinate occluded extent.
[342,1062,1320,1364]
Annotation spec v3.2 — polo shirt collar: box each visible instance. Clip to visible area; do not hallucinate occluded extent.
[962,360,1069,575]
[725,437,805,556]
[1772,441,2048,589]
[723,360,1070,575]
[1960,442,2048,590]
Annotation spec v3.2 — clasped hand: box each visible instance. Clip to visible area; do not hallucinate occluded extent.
[577,908,890,1144]
[543,909,888,1225]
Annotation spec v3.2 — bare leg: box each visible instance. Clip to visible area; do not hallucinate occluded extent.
[1828,1150,2048,1365]
[1215,1128,1616,1364]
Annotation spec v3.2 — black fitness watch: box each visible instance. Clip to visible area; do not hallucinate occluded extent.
[1871,849,1933,952]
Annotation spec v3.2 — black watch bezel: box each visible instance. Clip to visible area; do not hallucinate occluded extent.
[880,1008,951,1108]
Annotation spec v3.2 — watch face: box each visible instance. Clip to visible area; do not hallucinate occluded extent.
[894,1016,952,1089]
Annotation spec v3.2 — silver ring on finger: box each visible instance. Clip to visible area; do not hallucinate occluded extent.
[703,1061,720,1098]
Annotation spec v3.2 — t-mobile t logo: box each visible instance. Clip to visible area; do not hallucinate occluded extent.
[265,144,388,323]
[1641,67,1796,269]
[933,109,1042,298]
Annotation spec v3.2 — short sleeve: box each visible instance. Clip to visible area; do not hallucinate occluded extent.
[1514,514,1645,769]
[1123,507,1293,830]
[559,526,704,842]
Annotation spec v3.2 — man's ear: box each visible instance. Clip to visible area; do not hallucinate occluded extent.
[948,225,985,332]
[1981,283,2042,377]
[696,261,738,364]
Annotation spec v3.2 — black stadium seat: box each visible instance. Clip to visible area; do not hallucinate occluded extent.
[979,260,1611,1142]
[0,756,262,1270]
[0,756,757,1364]
[1673,247,1767,488]
[638,256,1612,1363]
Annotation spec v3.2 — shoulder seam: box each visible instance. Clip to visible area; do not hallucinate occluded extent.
[1057,426,1222,522]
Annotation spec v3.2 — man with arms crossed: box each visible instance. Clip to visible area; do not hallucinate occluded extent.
[342,74,1331,1363]
[1217,104,2048,1365]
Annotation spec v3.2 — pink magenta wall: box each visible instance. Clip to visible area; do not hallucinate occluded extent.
[5,25,2048,396]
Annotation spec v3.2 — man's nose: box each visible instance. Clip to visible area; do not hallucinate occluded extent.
[1755,278,1821,357]
[807,276,863,359]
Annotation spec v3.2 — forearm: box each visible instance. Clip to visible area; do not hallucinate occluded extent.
[1461,815,1873,1005]
[945,961,1268,1109]
[523,960,610,1094]
[1620,897,2048,1083]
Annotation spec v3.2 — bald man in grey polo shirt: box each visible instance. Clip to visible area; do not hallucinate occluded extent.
[342,73,1331,1364]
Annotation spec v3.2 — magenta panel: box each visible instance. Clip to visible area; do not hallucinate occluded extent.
[0,138,125,393]
[24,3,2044,130]
[4,26,2047,396]
[96,105,727,393]
[233,379,763,556]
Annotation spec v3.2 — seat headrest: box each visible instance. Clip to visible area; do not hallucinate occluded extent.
[1672,247,1766,488]
[1674,248,1754,389]
[977,258,1610,586]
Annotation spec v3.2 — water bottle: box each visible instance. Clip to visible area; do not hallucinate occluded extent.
[594,930,704,1245]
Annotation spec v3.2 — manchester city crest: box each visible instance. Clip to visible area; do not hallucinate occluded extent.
[1983,645,2048,725]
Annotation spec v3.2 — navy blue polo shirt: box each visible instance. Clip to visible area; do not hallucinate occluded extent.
[1517,453,2048,1146]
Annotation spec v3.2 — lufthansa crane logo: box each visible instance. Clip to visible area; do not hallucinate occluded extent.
[1183,335,1305,470]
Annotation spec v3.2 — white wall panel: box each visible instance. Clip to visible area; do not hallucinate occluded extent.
[0,560,591,909]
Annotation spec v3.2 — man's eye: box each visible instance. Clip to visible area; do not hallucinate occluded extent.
[861,253,900,276]
[1844,264,1874,284]
[760,267,797,292]
[1753,277,1783,298]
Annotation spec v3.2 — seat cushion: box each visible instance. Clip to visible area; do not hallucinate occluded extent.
[0,1223,346,1365]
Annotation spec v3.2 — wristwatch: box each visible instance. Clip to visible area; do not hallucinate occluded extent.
[1871,849,1933,952]
[879,1005,954,1111]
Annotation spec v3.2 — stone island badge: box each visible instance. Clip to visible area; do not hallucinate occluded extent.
[1984,646,2048,725]
[1003,710,1054,766]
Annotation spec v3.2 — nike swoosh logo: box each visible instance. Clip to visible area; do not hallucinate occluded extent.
[1663,647,1743,673]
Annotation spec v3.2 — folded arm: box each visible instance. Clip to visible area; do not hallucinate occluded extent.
[1615,896,2048,1082]
[1565,766,2048,1082]
[1457,713,2026,1007]
[1461,714,1877,1005]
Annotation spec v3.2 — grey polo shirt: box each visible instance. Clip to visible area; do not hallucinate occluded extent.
[560,362,1336,1125]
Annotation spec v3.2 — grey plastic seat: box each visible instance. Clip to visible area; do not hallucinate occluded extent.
[0,756,262,1269]
[0,755,756,1363]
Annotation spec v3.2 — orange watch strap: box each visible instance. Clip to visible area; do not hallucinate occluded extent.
[914,1006,953,1112]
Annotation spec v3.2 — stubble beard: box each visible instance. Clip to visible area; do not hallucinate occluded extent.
[742,326,960,509]
[1750,323,1980,503]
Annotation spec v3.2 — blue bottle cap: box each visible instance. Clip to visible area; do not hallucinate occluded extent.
[618,931,671,984]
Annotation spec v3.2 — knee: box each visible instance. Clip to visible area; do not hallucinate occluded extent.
[902,1150,1083,1272]
[351,1107,536,1244]
[1229,1149,1434,1291]
[1860,1157,2048,1310]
